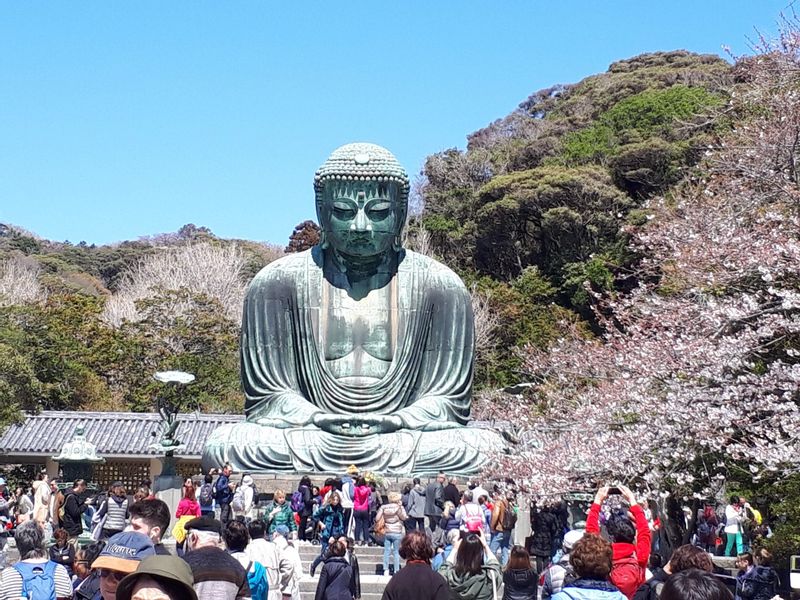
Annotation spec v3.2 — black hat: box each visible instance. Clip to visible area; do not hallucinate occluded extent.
[183,515,222,535]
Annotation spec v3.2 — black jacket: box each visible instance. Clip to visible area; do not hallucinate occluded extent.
[739,566,779,600]
[61,491,88,536]
[633,567,668,600]
[443,484,460,508]
[503,568,538,600]
[382,562,449,600]
[315,557,356,600]
[529,510,559,557]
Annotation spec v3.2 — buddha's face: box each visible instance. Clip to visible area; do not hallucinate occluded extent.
[318,180,404,259]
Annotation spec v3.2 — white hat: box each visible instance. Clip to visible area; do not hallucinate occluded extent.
[563,529,585,551]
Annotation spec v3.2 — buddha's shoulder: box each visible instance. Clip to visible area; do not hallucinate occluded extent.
[403,250,467,289]
[248,250,314,289]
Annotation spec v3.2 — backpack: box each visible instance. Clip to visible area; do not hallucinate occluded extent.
[198,483,214,507]
[291,490,304,513]
[463,504,485,532]
[610,555,645,599]
[246,561,268,600]
[232,487,245,512]
[502,503,518,531]
[13,560,58,600]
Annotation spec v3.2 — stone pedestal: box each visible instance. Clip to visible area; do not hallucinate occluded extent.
[154,455,184,539]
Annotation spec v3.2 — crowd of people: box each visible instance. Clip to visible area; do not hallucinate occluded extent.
[0,468,787,600]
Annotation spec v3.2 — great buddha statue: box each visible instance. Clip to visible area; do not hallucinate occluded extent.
[202,143,503,475]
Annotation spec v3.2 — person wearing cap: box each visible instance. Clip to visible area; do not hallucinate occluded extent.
[91,531,156,600]
[273,525,303,600]
[541,529,585,599]
[182,515,251,599]
[115,555,198,600]
[0,520,73,600]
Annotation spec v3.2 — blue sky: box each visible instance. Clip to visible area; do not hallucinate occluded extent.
[0,1,791,247]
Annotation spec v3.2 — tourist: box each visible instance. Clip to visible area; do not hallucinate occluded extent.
[91,531,156,600]
[314,539,356,600]
[62,479,91,546]
[529,502,560,573]
[215,464,236,524]
[550,534,627,600]
[433,529,461,571]
[440,502,460,533]
[660,569,732,600]
[734,552,754,600]
[234,474,257,522]
[352,477,372,546]
[266,489,297,534]
[225,520,269,600]
[97,481,130,540]
[469,481,492,507]
[340,467,358,537]
[73,541,106,600]
[736,548,778,600]
[425,473,446,533]
[127,498,171,556]
[31,472,51,536]
[182,515,250,599]
[376,491,408,577]
[633,543,713,600]
[343,537,362,599]
[297,475,315,541]
[0,520,72,600]
[724,497,744,557]
[586,486,650,599]
[438,530,501,600]
[456,491,486,536]
[48,527,75,577]
[311,491,347,576]
[48,478,64,530]
[407,478,427,532]
[369,483,382,529]
[13,486,33,524]
[273,525,303,600]
[382,530,449,600]
[199,473,216,517]
[246,519,282,600]
[542,529,585,599]
[443,477,461,508]
[695,505,719,553]
[502,545,537,600]
[172,478,201,555]
[489,491,516,567]
[115,555,198,600]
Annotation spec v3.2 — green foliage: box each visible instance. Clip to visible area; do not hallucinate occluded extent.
[561,254,616,308]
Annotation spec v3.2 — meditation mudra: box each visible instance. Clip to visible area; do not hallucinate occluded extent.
[203,143,502,474]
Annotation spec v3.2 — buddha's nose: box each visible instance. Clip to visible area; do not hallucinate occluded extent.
[350,208,372,232]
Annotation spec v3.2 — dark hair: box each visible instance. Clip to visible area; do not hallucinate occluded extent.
[670,544,713,573]
[607,511,636,544]
[204,474,213,484]
[454,533,484,576]
[649,553,663,570]
[128,498,170,540]
[729,495,740,505]
[505,545,532,571]
[83,541,106,564]
[661,568,732,600]
[54,528,68,544]
[413,477,420,485]
[329,540,347,557]
[248,519,267,540]
[570,534,613,580]
[15,521,46,560]
[737,552,754,567]
[754,548,772,566]
[224,520,250,553]
[399,530,434,562]
[299,475,312,488]
[73,479,86,488]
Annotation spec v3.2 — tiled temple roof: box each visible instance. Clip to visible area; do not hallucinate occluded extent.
[0,411,244,459]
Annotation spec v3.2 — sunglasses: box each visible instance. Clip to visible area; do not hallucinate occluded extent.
[100,569,126,581]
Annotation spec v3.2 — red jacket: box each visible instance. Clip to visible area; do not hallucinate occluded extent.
[586,502,651,600]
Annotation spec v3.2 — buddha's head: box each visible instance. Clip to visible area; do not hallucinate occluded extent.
[314,143,409,260]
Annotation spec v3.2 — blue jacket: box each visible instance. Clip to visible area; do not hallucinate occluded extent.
[215,474,233,505]
[551,579,628,600]
[315,505,346,538]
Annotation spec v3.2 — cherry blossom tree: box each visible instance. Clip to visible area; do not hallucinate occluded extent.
[477,19,800,498]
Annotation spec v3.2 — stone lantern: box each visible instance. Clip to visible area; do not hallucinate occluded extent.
[52,425,105,485]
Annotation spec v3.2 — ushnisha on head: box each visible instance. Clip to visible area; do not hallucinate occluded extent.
[314,143,410,259]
